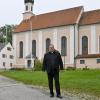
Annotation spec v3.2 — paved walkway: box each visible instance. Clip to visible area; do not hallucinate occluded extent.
[0,76,80,100]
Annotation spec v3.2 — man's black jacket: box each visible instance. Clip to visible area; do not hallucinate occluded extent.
[42,50,63,73]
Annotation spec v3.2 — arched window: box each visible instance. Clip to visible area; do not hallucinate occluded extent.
[19,41,23,58]
[32,40,36,56]
[31,6,33,11]
[46,38,51,53]
[82,36,88,55]
[99,36,100,53]
[61,36,67,56]
[26,6,28,11]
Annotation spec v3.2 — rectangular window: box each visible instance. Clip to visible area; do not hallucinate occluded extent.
[10,63,13,67]
[10,55,14,59]
[7,47,11,51]
[3,62,5,66]
[80,60,85,64]
[97,59,100,63]
[2,54,6,58]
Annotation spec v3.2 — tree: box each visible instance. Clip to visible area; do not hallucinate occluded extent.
[0,25,15,44]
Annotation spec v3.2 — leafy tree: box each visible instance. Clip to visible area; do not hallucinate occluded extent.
[0,25,15,44]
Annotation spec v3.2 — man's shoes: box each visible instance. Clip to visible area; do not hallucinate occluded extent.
[56,95,63,99]
[50,94,54,98]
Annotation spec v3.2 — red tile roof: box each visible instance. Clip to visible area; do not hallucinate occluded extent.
[80,9,100,25]
[76,54,100,59]
[14,6,83,33]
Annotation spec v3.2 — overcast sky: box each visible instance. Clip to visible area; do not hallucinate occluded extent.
[0,0,100,26]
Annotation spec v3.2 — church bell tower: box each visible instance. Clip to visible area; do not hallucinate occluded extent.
[23,0,34,20]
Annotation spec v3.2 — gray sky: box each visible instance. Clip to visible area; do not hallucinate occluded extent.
[0,0,100,26]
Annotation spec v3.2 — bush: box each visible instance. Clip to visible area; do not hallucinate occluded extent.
[34,59,43,71]
[83,66,89,70]
[10,68,25,71]
[66,66,76,71]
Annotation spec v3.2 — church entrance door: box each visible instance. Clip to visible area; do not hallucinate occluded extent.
[27,60,31,68]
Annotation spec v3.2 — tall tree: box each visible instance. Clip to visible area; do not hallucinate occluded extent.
[0,25,15,44]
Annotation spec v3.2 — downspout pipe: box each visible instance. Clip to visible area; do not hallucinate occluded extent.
[74,24,76,68]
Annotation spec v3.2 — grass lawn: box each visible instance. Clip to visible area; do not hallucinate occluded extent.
[0,70,100,97]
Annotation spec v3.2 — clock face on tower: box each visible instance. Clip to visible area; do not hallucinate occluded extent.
[25,0,34,4]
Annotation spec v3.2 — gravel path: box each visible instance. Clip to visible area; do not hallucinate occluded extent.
[0,76,98,100]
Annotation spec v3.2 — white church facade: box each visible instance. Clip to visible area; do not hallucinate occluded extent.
[13,0,100,69]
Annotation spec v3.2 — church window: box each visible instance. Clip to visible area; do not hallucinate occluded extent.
[10,55,14,59]
[80,60,85,64]
[26,6,28,11]
[46,38,51,53]
[19,41,23,58]
[7,47,11,51]
[32,40,36,57]
[3,62,5,67]
[97,59,100,63]
[82,36,88,55]
[31,6,33,11]
[99,36,100,53]
[10,63,13,67]
[61,36,67,56]
[2,54,6,58]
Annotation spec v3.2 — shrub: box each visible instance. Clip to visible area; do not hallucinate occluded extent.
[66,66,76,71]
[83,66,89,70]
[34,59,43,71]
[10,68,25,71]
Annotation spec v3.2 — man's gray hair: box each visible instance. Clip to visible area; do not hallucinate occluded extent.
[49,44,54,48]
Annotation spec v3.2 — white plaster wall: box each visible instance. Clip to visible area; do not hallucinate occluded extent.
[76,58,100,69]
[79,25,91,55]
[96,24,100,53]
[70,25,75,65]
[12,34,17,64]
[42,28,53,55]
[15,32,26,67]
[14,25,76,68]
[74,24,79,57]
[0,43,14,69]
[57,26,71,67]
[53,28,58,50]
[38,30,43,59]
[91,25,96,54]
[25,32,29,57]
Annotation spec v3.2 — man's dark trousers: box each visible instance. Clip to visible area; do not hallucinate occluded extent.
[47,70,61,96]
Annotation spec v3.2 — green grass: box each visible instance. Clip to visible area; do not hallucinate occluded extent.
[0,70,100,97]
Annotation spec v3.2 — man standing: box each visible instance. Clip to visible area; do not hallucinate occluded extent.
[42,44,64,99]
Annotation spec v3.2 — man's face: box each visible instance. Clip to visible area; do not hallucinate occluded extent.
[49,45,55,52]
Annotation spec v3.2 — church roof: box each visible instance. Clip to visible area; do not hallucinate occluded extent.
[80,9,100,25]
[14,6,83,33]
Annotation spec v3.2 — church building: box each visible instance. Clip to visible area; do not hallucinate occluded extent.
[13,0,100,69]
